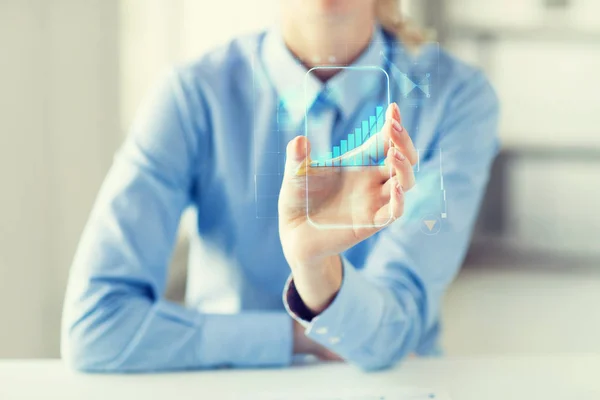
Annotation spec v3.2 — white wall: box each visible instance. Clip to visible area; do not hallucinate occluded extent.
[447,1,600,149]
[0,0,120,358]
[446,0,600,257]
[0,0,47,358]
[447,0,600,30]
[440,0,600,355]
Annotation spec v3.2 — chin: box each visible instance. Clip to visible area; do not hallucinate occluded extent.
[300,0,373,16]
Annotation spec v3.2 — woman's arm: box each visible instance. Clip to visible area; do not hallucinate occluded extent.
[61,70,294,372]
[280,71,500,370]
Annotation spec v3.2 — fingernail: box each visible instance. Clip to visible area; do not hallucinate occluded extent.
[392,119,403,133]
[394,148,406,161]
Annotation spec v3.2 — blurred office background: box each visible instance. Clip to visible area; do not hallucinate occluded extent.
[0,0,598,359]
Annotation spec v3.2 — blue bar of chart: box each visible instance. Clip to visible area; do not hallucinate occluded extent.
[333,146,340,167]
[376,106,385,161]
[347,134,355,167]
[369,116,377,162]
[313,106,386,167]
[354,128,362,165]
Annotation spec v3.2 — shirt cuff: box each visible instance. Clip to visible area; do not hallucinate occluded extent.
[283,257,385,354]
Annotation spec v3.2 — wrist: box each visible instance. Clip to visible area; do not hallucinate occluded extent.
[290,255,343,315]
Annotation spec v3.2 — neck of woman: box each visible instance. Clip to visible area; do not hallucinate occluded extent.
[281,15,375,81]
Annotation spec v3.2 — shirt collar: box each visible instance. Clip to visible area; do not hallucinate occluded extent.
[261,26,387,128]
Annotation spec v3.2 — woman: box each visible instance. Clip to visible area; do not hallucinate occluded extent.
[62,0,498,372]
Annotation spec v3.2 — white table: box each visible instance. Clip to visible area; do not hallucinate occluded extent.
[1,356,599,400]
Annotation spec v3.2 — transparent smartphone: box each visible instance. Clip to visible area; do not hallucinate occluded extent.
[304,66,392,229]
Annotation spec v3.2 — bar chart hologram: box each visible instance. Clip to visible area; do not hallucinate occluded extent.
[311,106,386,167]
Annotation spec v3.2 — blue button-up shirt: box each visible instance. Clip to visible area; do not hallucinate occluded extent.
[62,26,499,372]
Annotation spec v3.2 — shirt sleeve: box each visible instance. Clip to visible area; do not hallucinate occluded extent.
[61,69,293,372]
[284,71,500,371]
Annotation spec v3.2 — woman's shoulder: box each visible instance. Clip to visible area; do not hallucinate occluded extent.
[436,47,492,90]
[436,48,498,112]
[389,38,497,106]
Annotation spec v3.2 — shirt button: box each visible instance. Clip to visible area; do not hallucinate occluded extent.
[329,337,341,345]
[315,327,328,335]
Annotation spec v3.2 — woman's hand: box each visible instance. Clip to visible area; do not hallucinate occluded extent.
[293,320,343,361]
[278,103,418,314]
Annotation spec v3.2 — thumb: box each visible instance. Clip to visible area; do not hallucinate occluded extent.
[284,136,311,176]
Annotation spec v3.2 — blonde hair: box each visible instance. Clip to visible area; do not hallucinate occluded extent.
[375,0,429,47]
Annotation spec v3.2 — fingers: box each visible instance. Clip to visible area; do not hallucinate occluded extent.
[381,176,395,199]
[316,349,344,362]
[385,103,418,166]
[384,147,416,190]
[374,179,405,225]
[285,136,311,176]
